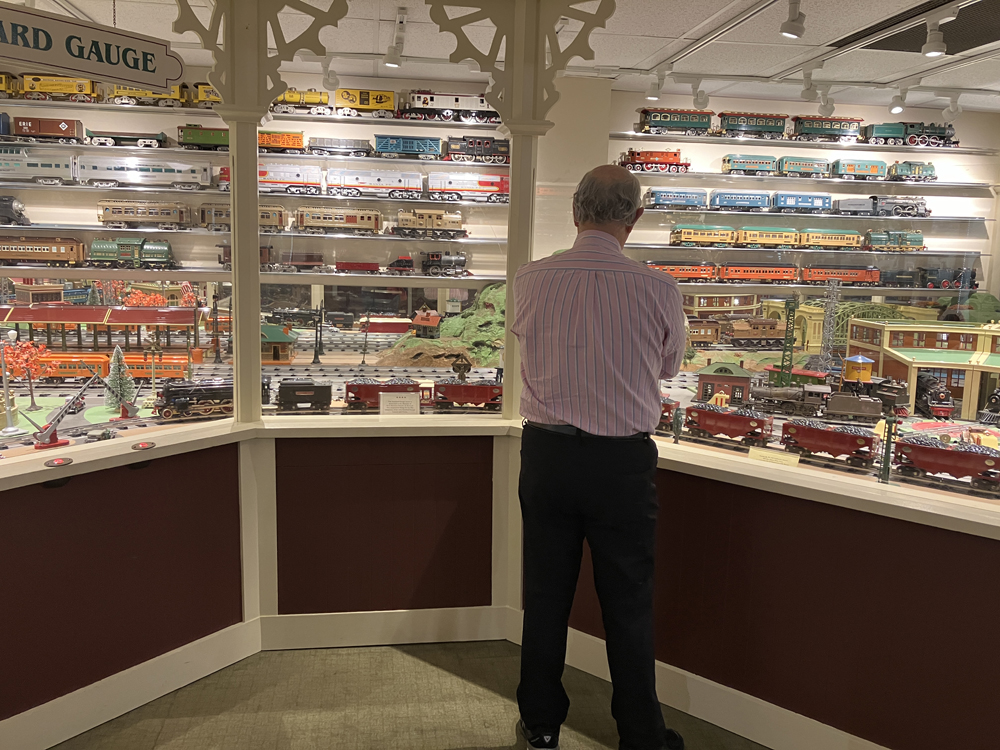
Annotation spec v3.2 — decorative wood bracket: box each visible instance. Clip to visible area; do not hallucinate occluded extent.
[427,0,615,134]
[173,0,349,121]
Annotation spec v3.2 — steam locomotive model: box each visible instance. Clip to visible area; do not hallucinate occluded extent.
[833,196,929,217]
[749,384,884,422]
[914,371,957,419]
[0,196,29,225]
[420,250,468,276]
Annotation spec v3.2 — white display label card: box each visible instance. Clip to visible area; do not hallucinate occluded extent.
[747,446,800,467]
[379,392,421,416]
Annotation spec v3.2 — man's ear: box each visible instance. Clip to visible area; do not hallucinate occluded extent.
[630,206,645,226]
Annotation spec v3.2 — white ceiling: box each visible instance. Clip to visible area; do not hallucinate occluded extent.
[11,0,1000,113]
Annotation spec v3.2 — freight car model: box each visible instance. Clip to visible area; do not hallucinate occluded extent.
[85,129,167,148]
[20,74,96,102]
[275,378,333,411]
[894,435,999,492]
[177,124,230,151]
[258,131,306,154]
[107,84,188,108]
[1,114,85,143]
[685,404,773,447]
[635,108,714,136]
[271,88,332,116]
[374,135,442,159]
[434,379,503,410]
[307,137,373,157]
[781,420,879,467]
[334,89,395,118]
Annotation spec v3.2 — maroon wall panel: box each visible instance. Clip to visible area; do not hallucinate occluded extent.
[0,445,243,721]
[569,470,1000,750]
[276,437,493,614]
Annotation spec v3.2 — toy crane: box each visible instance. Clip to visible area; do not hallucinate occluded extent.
[452,353,473,383]
[18,373,103,450]
[774,298,799,387]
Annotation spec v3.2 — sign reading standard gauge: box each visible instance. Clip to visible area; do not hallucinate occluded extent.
[0,5,183,92]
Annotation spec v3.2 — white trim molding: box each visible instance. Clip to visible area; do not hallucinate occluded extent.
[260,606,509,651]
[562,625,891,750]
[0,620,261,750]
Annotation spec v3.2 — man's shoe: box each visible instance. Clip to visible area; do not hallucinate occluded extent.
[517,719,560,749]
[664,728,685,750]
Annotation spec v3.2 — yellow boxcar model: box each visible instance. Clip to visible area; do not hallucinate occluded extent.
[271,88,332,116]
[188,82,222,108]
[107,84,188,108]
[21,74,96,102]
[334,89,395,118]
[0,72,19,99]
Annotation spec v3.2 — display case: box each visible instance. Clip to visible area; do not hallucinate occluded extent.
[602,91,1000,503]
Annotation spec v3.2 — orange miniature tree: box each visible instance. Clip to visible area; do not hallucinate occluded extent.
[93,279,128,305]
[123,289,169,307]
[180,289,198,307]
[5,341,55,411]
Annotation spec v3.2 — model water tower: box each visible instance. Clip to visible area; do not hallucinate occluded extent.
[843,354,874,383]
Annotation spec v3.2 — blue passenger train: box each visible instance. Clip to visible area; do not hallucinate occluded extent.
[771,192,832,213]
[643,188,708,210]
[709,189,770,211]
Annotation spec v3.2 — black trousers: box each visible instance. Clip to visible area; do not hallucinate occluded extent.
[517,424,666,750]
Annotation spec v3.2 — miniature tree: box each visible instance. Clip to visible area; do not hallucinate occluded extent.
[180,289,199,307]
[104,345,137,409]
[5,341,55,411]
[85,285,101,305]
[94,279,128,306]
[123,289,168,307]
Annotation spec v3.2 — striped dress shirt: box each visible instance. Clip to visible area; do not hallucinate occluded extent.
[511,230,687,436]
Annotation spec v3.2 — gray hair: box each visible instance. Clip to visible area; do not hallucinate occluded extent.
[572,167,642,225]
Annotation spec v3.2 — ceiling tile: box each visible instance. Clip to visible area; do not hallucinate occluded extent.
[719,0,933,46]
[675,40,814,76]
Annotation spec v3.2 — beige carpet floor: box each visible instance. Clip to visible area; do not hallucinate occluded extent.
[53,641,770,750]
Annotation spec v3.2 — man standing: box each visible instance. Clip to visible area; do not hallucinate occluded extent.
[511,165,686,750]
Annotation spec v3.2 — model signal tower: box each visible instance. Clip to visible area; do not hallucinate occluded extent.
[775,298,798,387]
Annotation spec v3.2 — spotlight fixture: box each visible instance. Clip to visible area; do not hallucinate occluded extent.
[645,71,667,101]
[383,45,402,68]
[383,6,407,68]
[889,89,906,115]
[818,91,835,117]
[800,62,822,102]
[692,82,709,110]
[322,56,339,91]
[922,27,947,57]
[922,5,960,57]
[942,95,962,121]
[780,0,806,39]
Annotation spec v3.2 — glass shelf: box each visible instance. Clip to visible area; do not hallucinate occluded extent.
[610,130,999,157]
[639,210,991,239]
[1,141,510,171]
[1,264,504,288]
[626,170,993,196]
[0,97,503,130]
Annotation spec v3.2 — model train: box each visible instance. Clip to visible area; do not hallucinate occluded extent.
[33,352,189,383]
[345,376,502,411]
[661,225,924,252]
[658,401,998,495]
[645,261,976,289]
[0,235,176,269]
[218,166,510,203]
[0,149,210,189]
[635,108,958,147]
[644,188,929,217]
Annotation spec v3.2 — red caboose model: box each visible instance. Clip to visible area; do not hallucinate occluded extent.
[434,379,502,410]
[894,436,1000,492]
[344,377,432,410]
[781,420,880,468]
[618,148,690,173]
[685,405,772,447]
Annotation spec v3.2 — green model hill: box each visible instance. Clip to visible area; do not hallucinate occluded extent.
[377,283,507,368]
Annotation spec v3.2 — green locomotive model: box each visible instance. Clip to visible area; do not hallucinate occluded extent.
[863,230,925,252]
[887,161,937,182]
[177,124,230,151]
[861,121,956,147]
[88,237,176,269]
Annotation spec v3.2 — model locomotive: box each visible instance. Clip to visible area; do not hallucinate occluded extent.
[0,235,176,269]
[635,108,958,147]
[661,225,923,252]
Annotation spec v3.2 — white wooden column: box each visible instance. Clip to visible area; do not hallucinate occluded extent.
[226,117,263,422]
